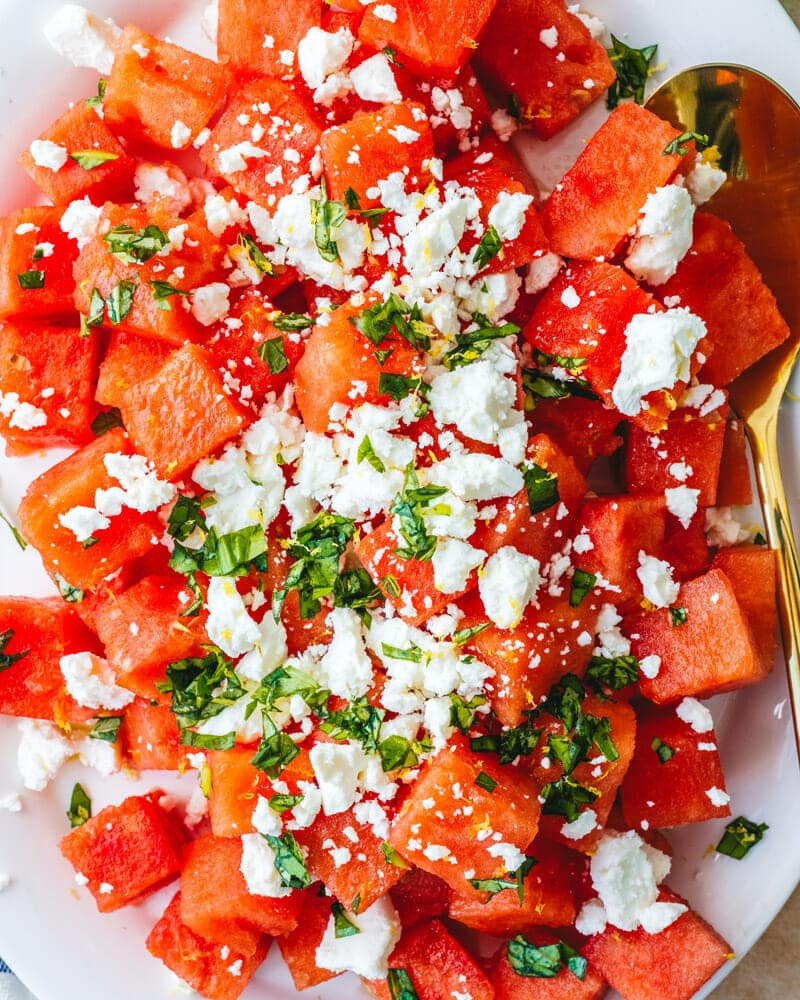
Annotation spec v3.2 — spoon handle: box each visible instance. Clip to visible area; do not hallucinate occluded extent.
[747,416,800,760]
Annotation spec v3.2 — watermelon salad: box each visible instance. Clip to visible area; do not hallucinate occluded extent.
[0,1,791,999]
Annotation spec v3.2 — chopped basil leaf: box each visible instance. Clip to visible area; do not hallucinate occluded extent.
[540,776,599,823]
[378,734,419,771]
[449,693,486,735]
[382,45,404,68]
[378,372,430,407]
[251,726,301,779]
[332,567,383,626]
[351,892,362,914]
[669,606,688,626]
[257,335,289,374]
[52,571,83,603]
[88,287,106,326]
[70,149,120,171]
[651,736,675,764]
[533,349,587,371]
[273,312,314,332]
[166,493,204,542]
[442,314,520,370]
[272,512,356,621]
[86,78,107,108]
[269,793,304,814]
[380,574,401,598]
[452,622,490,646]
[169,508,268,579]
[390,464,448,563]
[381,642,424,663]
[388,969,419,1000]
[475,770,497,793]
[67,782,92,828]
[106,279,137,324]
[17,269,45,289]
[311,177,347,262]
[238,231,274,275]
[149,280,190,311]
[586,654,639,690]
[351,293,432,351]
[521,461,559,516]
[81,535,99,550]
[374,346,394,365]
[0,629,29,672]
[265,831,313,890]
[507,936,587,981]
[0,508,27,551]
[103,224,169,264]
[470,717,541,765]
[569,569,596,608]
[357,435,386,473]
[473,224,502,270]
[179,573,203,619]
[663,131,709,156]
[180,730,236,751]
[250,664,329,715]
[754,531,767,546]
[331,901,360,938]
[344,186,361,210]
[469,856,537,904]
[507,93,523,120]
[521,368,598,406]
[160,647,246,730]
[606,35,658,109]
[322,696,384,753]
[89,716,123,742]
[381,841,411,869]
[91,408,124,436]
[716,816,769,860]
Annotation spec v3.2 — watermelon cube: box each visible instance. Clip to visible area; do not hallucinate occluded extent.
[277,888,342,991]
[490,930,607,1000]
[217,0,321,79]
[0,207,78,321]
[95,330,173,409]
[59,791,187,912]
[709,546,777,671]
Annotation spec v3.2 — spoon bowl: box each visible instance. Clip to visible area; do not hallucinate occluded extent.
[647,64,800,757]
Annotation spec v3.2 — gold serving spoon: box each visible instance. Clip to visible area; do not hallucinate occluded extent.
[647,65,800,758]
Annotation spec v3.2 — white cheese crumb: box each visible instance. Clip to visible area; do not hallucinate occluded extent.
[43,4,121,75]
[29,139,68,172]
[316,896,402,980]
[636,552,680,608]
[479,546,541,629]
[676,697,714,733]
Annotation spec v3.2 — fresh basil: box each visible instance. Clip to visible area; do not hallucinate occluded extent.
[106,279,137,324]
[70,150,119,171]
[357,435,386,473]
[650,736,675,764]
[569,569,596,608]
[540,777,599,823]
[442,314,519,370]
[237,231,274,275]
[0,509,27,551]
[251,726,301,779]
[311,177,347,262]
[586,654,640,690]
[180,730,236,751]
[322,696,384,753]
[272,512,356,621]
[269,793,304,814]
[67,782,92,828]
[89,716,123,743]
[257,335,289,374]
[381,841,411,869]
[390,464,447,562]
[273,312,314,332]
[17,270,45,289]
[149,280,190,311]
[265,831,313,890]
[378,735,419,772]
[103,224,169,264]
[53,572,84,603]
[159,647,246,730]
[606,35,658,109]
[716,816,769,860]
[449,693,486,735]
[507,936,587,980]
[469,856,537,904]
[388,969,419,1000]
[663,131,709,157]
[331,901,360,938]
[90,408,124,436]
[669,606,688,627]
[351,293,431,351]
[452,622,490,646]
[521,461,559,516]
[475,770,497,793]
[473,224,502,270]
[0,629,29,672]
[85,79,106,108]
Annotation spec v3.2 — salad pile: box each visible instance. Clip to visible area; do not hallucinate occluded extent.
[0,1,790,999]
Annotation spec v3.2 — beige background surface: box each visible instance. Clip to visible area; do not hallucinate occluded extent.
[710,7,799,1000]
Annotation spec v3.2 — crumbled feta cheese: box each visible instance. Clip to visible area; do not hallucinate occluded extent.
[705,507,751,548]
[240,833,292,898]
[317,896,401,979]
[427,454,523,502]
[640,654,661,680]
[487,842,527,871]
[625,185,695,286]
[316,607,374,700]
[17,719,119,791]
[539,25,559,47]
[0,393,48,431]
[560,284,581,309]
[58,504,109,543]
[575,897,608,935]
[170,120,192,149]
[191,282,230,326]
[0,793,22,813]
[29,139,68,171]
[349,54,402,104]
[676,697,714,733]
[60,652,134,710]
[706,786,730,808]
[60,196,102,248]
[487,191,534,242]
[664,485,700,529]
[373,4,398,21]
[206,577,261,658]
[636,552,680,608]
[297,26,353,90]
[590,830,684,933]
[43,4,121,75]
[479,547,541,629]
[612,308,706,417]
[561,808,598,841]
[432,538,487,594]
[309,741,364,815]
[685,157,727,206]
